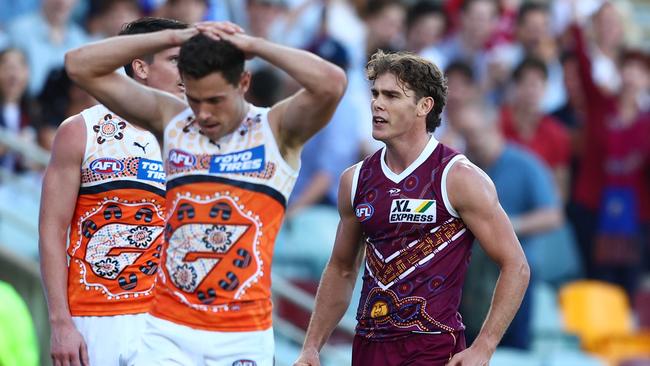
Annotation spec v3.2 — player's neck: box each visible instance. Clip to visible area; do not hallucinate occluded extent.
[384,132,432,175]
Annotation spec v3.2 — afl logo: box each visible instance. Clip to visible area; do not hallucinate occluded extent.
[90,158,124,174]
[355,203,374,222]
[168,149,196,168]
[232,361,256,366]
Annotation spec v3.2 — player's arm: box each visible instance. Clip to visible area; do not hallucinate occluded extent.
[202,27,347,158]
[446,160,530,366]
[294,166,364,366]
[64,28,198,134]
[38,115,90,366]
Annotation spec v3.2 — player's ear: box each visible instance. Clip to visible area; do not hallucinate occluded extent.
[131,59,149,80]
[417,96,434,117]
[238,71,251,94]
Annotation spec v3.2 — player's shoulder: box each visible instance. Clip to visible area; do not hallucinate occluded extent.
[57,113,86,135]
[446,158,497,207]
[447,158,490,186]
[52,114,86,156]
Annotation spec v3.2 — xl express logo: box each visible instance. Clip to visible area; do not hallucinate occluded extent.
[137,158,165,183]
[209,145,265,174]
[90,158,124,174]
[389,199,436,223]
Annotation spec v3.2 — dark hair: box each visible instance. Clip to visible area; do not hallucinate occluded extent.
[559,50,576,65]
[406,1,448,32]
[620,49,650,70]
[512,57,548,82]
[444,60,475,82]
[37,67,73,127]
[363,0,404,19]
[178,34,245,85]
[517,1,549,26]
[118,17,188,77]
[88,0,139,19]
[366,50,447,133]
[247,68,282,107]
[461,0,496,13]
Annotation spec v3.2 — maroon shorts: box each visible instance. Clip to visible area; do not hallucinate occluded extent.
[352,331,466,366]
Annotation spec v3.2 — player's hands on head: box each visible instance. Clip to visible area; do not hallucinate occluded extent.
[293,347,321,366]
[50,321,89,366]
[170,27,200,46]
[195,21,244,38]
[196,22,257,60]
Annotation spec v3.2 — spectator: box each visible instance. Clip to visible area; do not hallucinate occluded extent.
[454,102,562,350]
[288,36,359,215]
[0,0,40,25]
[422,0,498,81]
[35,67,96,151]
[570,21,650,293]
[362,0,406,61]
[405,0,448,54]
[500,57,571,202]
[86,0,141,39]
[159,0,208,24]
[7,0,89,96]
[486,1,566,112]
[438,60,482,151]
[590,2,625,94]
[0,48,34,173]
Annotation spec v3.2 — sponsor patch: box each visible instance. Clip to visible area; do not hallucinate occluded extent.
[209,145,265,174]
[355,203,374,222]
[137,158,165,183]
[168,149,196,168]
[389,199,436,223]
[90,158,124,174]
[232,360,257,366]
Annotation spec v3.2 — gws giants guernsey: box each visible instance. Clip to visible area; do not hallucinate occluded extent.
[352,137,474,339]
[151,104,298,331]
[68,104,165,316]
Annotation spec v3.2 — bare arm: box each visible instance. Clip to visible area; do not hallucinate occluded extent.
[511,206,563,236]
[447,161,530,365]
[38,115,89,365]
[208,30,347,157]
[295,166,364,366]
[553,166,570,205]
[65,29,196,134]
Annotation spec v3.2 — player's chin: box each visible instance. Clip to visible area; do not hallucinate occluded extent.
[371,127,390,142]
[200,124,222,139]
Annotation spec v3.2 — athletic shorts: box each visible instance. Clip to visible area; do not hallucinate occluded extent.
[72,313,147,366]
[352,331,466,366]
[130,314,274,366]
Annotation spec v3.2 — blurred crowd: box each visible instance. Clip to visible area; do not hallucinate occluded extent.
[0,0,649,357]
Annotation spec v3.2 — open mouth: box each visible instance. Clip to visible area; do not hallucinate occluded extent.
[373,116,388,125]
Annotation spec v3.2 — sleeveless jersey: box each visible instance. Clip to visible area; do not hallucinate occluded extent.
[68,104,166,316]
[352,137,474,340]
[150,104,298,332]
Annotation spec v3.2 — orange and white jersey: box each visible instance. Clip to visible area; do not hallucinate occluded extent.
[68,104,165,316]
[150,104,298,331]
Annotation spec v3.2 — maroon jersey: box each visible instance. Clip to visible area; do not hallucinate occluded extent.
[352,137,474,340]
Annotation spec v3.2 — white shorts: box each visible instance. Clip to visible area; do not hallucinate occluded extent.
[72,313,147,366]
[131,315,275,366]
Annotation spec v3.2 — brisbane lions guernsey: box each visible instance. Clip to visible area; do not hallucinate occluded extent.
[68,104,165,316]
[151,104,298,331]
[352,136,474,339]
